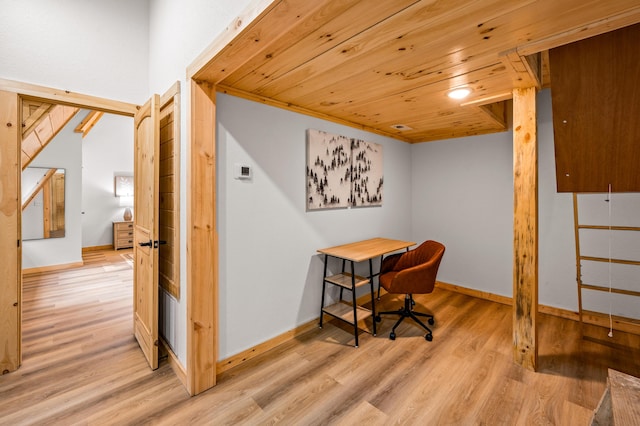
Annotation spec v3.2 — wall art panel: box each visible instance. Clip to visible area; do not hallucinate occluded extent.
[306,129,383,210]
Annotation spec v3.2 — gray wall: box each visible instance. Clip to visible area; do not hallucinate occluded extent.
[81,114,134,247]
[216,93,413,358]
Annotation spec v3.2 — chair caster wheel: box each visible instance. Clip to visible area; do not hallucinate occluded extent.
[375,315,381,322]
[389,332,396,340]
[425,333,433,341]
[428,318,435,325]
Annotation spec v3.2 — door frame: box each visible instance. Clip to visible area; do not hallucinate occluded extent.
[0,90,21,374]
[0,78,137,373]
[1,77,209,396]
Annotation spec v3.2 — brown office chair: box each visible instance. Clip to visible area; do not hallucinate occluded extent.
[375,240,445,341]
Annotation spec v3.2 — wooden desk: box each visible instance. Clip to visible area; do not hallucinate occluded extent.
[317,237,416,262]
[317,238,415,347]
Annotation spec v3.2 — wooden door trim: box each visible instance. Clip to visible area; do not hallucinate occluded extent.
[0,80,139,376]
[0,91,21,373]
[186,80,217,395]
[184,0,276,397]
[0,78,138,116]
[158,82,181,300]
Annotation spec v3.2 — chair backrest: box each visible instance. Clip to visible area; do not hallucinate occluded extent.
[382,240,445,295]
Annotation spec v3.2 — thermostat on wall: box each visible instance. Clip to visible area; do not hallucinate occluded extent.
[234,163,252,180]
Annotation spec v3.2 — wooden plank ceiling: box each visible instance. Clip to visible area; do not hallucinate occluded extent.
[193,0,640,143]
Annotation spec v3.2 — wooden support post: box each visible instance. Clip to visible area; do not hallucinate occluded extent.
[187,79,217,395]
[0,90,21,374]
[512,86,538,371]
[500,50,542,89]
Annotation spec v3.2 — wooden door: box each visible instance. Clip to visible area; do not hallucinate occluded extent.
[133,94,160,370]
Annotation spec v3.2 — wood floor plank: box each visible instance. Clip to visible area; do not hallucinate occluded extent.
[1,249,639,424]
[332,400,389,425]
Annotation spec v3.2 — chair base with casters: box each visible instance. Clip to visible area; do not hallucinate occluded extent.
[375,294,435,341]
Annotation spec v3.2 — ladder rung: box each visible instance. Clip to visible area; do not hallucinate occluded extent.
[580,283,640,297]
[580,256,640,266]
[578,225,640,231]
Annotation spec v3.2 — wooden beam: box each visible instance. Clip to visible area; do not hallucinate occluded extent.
[0,78,138,116]
[216,84,413,143]
[476,101,508,129]
[188,0,280,81]
[460,92,513,108]
[42,178,52,238]
[0,90,21,374]
[22,105,79,170]
[22,102,53,136]
[74,110,104,137]
[500,50,542,89]
[187,79,217,395]
[22,168,57,211]
[517,6,640,56]
[512,86,538,371]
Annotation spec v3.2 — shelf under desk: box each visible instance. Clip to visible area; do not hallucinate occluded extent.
[317,237,415,347]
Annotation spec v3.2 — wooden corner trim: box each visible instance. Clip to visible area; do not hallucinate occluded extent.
[160,338,187,390]
[82,245,114,253]
[216,319,319,375]
[0,77,138,116]
[22,261,84,275]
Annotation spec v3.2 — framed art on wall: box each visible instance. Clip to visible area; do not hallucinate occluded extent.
[306,129,383,211]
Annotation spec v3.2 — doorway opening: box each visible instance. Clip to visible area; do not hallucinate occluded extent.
[0,79,181,382]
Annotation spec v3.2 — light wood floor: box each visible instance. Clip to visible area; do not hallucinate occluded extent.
[1,249,639,425]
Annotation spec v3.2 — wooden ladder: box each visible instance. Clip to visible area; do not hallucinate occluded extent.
[573,193,640,337]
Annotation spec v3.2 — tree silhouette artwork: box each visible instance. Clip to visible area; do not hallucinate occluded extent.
[306,129,383,210]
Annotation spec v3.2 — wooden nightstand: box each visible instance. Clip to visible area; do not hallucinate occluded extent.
[113,221,134,250]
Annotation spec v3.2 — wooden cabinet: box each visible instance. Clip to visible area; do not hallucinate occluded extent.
[113,221,134,250]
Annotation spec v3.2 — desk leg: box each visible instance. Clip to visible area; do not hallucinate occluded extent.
[376,255,383,300]
[319,254,328,328]
[351,260,359,348]
[339,259,346,301]
[369,258,376,336]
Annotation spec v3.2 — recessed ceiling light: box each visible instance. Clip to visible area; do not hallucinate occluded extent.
[391,124,413,131]
[447,87,472,100]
